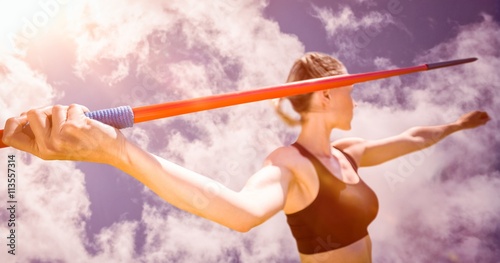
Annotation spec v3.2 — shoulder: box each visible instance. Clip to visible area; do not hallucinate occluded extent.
[264,145,316,180]
[264,145,319,214]
[331,137,366,150]
[331,137,367,167]
[264,145,305,168]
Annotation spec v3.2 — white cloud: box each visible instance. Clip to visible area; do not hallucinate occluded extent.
[0,54,57,122]
[2,1,498,262]
[1,41,96,263]
[91,221,138,262]
[311,5,396,59]
[344,15,500,263]
[313,5,393,37]
[0,155,93,262]
[2,0,304,262]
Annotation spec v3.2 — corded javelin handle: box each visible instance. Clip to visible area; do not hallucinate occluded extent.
[0,57,477,149]
[84,106,135,129]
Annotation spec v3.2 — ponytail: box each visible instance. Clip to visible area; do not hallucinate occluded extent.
[272,98,301,126]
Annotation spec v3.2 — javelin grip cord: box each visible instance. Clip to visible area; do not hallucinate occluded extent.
[84,106,134,129]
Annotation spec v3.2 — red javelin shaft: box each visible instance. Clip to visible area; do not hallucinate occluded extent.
[0,57,477,148]
[132,57,476,123]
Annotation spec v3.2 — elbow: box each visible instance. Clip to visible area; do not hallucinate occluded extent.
[222,192,277,233]
[230,214,261,233]
[404,129,432,149]
[232,224,253,233]
[227,207,269,232]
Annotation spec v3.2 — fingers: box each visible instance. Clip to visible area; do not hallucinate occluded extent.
[67,104,89,122]
[3,104,91,156]
[63,104,92,134]
[482,112,491,125]
[460,110,491,129]
[51,104,89,149]
[26,106,53,148]
[2,114,36,152]
[51,105,68,136]
[473,111,490,123]
[81,105,90,113]
[482,111,491,122]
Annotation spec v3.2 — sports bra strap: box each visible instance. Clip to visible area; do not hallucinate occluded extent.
[333,146,358,171]
[292,142,358,172]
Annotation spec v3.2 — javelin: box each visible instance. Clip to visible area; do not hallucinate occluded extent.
[0,57,477,149]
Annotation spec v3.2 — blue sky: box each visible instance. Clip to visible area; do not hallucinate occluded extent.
[0,1,499,262]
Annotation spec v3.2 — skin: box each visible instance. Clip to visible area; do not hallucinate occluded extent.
[1,86,490,262]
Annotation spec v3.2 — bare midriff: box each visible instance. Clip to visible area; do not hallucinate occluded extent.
[299,235,372,263]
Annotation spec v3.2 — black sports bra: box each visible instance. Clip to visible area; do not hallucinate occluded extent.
[286,142,379,254]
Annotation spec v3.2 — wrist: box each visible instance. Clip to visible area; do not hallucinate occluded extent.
[105,135,131,168]
[448,121,463,133]
[86,119,131,167]
[107,137,153,177]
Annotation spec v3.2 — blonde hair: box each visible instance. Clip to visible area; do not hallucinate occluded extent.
[274,52,347,126]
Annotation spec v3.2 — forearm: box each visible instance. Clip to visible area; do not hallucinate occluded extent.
[110,140,255,232]
[357,111,489,167]
[405,121,462,149]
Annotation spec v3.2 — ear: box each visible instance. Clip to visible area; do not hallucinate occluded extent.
[314,90,330,108]
[321,90,331,101]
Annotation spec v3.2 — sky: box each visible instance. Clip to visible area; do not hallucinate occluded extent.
[0,0,499,262]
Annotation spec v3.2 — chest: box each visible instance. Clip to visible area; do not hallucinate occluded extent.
[285,151,361,214]
[317,154,359,184]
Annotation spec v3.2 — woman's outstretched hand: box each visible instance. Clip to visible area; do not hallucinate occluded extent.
[2,104,126,164]
[455,110,491,130]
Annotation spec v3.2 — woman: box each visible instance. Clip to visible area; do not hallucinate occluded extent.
[2,52,490,262]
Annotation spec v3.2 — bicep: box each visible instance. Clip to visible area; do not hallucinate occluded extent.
[359,132,423,167]
[237,154,294,224]
[335,133,424,167]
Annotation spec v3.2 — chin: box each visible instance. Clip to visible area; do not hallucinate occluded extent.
[339,123,352,131]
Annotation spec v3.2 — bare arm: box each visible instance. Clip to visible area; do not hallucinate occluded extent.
[2,104,294,232]
[334,111,491,167]
[117,142,294,232]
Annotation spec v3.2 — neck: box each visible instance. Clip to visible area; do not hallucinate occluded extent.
[296,115,335,157]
